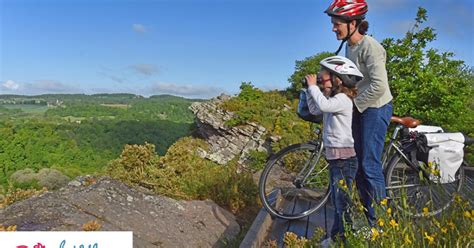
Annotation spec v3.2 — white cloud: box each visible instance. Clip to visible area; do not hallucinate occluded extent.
[26,80,80,93]
[148,82,224,98]
[2,80,20,90]
[130,64,159,76]
[132,24,148,33]
[1,80,83,95]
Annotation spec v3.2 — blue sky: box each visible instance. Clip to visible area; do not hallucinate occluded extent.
[1,0,473,98]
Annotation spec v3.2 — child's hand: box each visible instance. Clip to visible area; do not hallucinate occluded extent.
[305,74,317,86]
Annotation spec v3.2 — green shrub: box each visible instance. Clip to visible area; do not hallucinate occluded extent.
[9,168,69,190]
[246,150,268,171]
[107,138,258,214]
[221,82,316,152]
[36,168,70,190]
[10,168,37,184]
[107,142,160,186]
[9,168,40,189]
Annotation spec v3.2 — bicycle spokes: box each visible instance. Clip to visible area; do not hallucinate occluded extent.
[259,143,331,219]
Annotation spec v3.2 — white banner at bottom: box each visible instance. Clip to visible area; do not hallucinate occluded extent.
[0,231,133,248]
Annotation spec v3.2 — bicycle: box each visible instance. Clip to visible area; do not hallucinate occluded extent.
[258,116,473,220]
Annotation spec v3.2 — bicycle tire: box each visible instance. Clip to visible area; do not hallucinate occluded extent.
[385,153,464,217]
[258,142,330,220]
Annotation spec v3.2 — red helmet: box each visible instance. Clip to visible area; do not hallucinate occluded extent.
[325,0,368,21]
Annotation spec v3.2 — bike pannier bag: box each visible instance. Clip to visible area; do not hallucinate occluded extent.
[409,125,443,133]
[297,89,323,123]
[416,132,464,183]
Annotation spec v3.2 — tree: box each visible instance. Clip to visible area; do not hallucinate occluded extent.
[287,52,334,98]
[382,7,474,133]
[287,8,473,134]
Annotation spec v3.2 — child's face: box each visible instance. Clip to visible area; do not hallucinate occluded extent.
[318,71,332,96]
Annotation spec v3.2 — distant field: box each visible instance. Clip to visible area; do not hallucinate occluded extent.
[1,104,49,114]
[100,104,130,109]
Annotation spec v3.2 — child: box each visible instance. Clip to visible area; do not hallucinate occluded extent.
[304,56,363,244]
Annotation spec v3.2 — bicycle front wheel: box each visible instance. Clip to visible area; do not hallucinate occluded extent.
[385,153,464,217]
[258,142,330,220]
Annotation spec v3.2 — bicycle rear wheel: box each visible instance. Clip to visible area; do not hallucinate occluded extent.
[385,153,464,217]
[258,142,330,220]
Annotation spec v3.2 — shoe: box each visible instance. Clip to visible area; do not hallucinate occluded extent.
[320,237,334,248]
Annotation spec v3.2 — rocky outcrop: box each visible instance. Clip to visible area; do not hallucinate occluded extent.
[189,94,267,165]
[0,176,240,248]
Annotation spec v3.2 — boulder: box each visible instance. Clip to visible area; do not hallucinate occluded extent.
[189,94,267,165]
[0,176,240,247]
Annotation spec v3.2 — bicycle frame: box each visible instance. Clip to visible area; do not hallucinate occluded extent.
[382,124,405,168]
[297,140,326,187]
[382,124,453,186]
[293,128,327,188]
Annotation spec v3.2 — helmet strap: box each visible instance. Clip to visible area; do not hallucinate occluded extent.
[334,40,346,55]
[334,20,360,55]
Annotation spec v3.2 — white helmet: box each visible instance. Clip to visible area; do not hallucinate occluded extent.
[320,56,363,88]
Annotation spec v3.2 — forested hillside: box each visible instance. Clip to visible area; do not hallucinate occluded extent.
[0,94,197,187]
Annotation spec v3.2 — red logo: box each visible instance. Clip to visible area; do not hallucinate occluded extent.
[16,243,45,248]
[34,243,46,248]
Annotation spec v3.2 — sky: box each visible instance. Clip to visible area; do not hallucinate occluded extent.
[1,0,473,99]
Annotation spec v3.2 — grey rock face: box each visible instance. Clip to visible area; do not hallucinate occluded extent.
[189,94,267,165]
[0,176,240,248]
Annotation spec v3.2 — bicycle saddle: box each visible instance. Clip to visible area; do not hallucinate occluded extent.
[390,116,421,128]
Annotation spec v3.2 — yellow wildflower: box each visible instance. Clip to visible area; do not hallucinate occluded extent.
[386,207,392,215]
[454,194,462,203]
[378,218,384,227]
[464,211,472,219]
[371,227,380,241]
[6,225,16,231]
[427,162,433,168]
[404,235,412,245]
[380,198,388,206]
[441,227,448,234]
[338,179,348,190]
[423,207,429,216]
[389,219,398,229]
[82,220,101,231]
[424,232,435,245]
[431,168,440,176]
[357,203,367,212]
[0,225,17,231]
[447,221,455,230]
